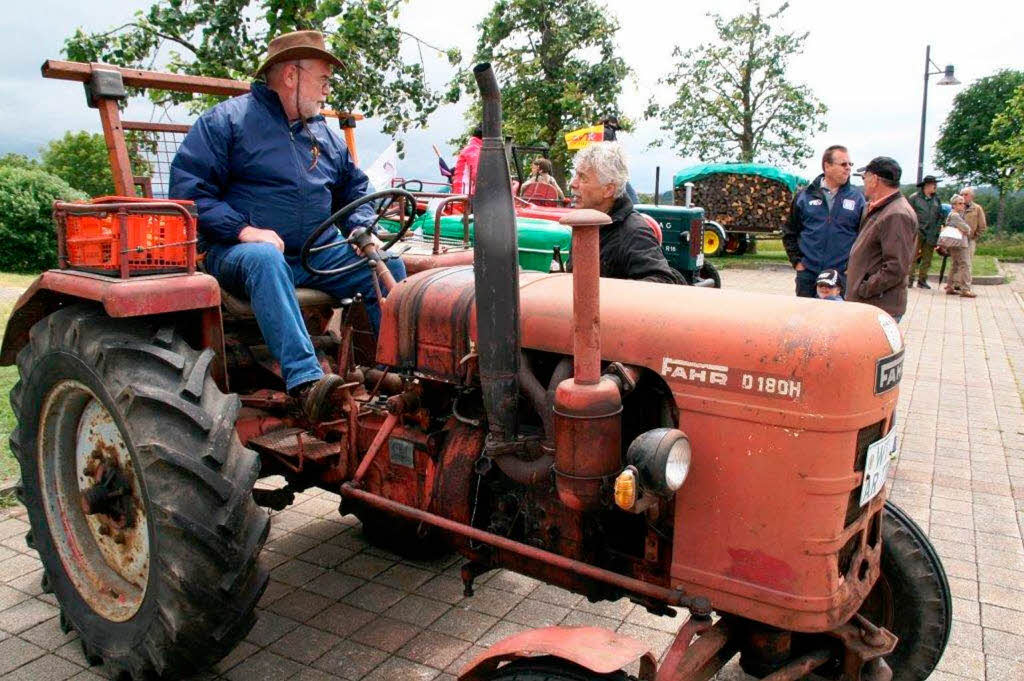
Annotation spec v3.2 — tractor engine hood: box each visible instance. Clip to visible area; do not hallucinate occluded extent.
[378,269,902,428]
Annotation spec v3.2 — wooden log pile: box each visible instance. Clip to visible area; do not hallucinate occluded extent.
[674,173,793,232]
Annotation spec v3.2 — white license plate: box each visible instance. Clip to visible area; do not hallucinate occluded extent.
[859,429,896,506]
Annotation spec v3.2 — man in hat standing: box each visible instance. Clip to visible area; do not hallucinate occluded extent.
[960,186,988,292]
[845,157,917,321]
[170,31,407,419]
[907,175,943,289]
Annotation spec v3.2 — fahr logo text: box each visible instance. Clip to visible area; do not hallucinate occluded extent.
[874,350,904,394]
[661,357,802,400]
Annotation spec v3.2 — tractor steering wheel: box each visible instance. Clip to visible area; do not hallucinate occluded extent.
[300,188,417,277]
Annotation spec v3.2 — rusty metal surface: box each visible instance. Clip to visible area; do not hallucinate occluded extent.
[340,484,704,610]
[377,268,900,631]
[248,428,338,472]
[42,59,252,96]
[0,271,221,367]
[562,213,603,383]
[122,120,192,134]
[655,617,732,681]
[96,97,136,196]
[457,626,654,681]
[401,249,475,274]
[552,377,622,511]
[38,382,150,624]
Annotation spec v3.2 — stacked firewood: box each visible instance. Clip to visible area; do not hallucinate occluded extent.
[675,174,794,231]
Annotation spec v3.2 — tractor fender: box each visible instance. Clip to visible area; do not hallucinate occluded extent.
[458,626,657,680]
[1,270,225,385]
[704,220,727,243]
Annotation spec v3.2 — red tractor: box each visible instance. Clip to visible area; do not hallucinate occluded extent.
[1,61,950,681]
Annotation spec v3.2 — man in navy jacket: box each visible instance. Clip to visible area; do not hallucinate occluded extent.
[782,145,865,297]
[170,31,406,418]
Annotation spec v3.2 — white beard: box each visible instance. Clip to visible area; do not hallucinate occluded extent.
[298,98,323,120]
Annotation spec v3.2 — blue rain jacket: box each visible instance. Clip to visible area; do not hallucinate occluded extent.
[169,82,374,254]
[782,174,866,273]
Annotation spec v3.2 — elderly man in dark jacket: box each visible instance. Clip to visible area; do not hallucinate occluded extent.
[169,31,406,418]
[568,142,682,283]
[846,157,917,321]
[782,145,866,297]
[907,175,943,289]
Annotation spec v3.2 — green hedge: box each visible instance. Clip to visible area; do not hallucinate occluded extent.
[0,166,86,273]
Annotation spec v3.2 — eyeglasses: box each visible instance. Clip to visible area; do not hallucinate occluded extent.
[295,64,332,89]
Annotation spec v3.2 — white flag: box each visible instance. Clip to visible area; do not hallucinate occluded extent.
[365,142,399,192]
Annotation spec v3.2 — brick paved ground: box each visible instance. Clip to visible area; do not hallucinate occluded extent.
[0,266,1022,680]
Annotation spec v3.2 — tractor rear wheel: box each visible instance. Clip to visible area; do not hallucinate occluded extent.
[857,501,952,681]
[9,306,268,679]
[723,233,749,256]
[484,656,631,680]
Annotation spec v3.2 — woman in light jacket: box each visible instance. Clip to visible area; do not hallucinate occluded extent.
[944,195,975,298]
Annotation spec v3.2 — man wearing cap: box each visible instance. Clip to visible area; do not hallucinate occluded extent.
[170,30,407,419]
[845,157,917,321]
[782,145,866,298]
[960,186,988,292]
[907,175,943,289]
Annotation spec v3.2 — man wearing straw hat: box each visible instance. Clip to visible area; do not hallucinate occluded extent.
[170,30,407,419]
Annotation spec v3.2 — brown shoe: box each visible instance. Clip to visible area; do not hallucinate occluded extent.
[959,290,977,298]
[292,373,346,421]
[945,288,959,295]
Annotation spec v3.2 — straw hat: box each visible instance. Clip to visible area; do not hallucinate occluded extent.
[255,30,343,78]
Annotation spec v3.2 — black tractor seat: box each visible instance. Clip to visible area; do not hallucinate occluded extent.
[219,287,340,318]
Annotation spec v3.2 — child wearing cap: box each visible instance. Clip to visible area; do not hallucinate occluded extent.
[816,268,843,301]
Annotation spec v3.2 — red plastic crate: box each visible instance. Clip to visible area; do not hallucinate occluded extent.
[55,196,197,276]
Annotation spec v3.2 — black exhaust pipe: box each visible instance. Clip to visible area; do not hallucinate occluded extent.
[472,62,520,444]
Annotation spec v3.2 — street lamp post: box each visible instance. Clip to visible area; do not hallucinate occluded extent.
[917,45,961,184]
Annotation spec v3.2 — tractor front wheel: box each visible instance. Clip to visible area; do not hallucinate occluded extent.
[702,221,726,257]
[10,306,268,679]
[857,501,952,681]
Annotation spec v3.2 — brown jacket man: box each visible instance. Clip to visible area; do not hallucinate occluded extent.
[963,195,987,240]
[846,161,917,319]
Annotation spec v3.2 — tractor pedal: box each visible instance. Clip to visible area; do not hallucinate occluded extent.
[248,428,338,465]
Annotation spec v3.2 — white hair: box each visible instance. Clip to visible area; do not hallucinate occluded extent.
[574,142,630,197]
[961,186,976,197]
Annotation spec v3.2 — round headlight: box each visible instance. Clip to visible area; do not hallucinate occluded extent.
[664,437,692,491]
[627,428,692,496]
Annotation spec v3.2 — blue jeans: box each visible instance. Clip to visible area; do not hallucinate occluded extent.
[204,238,407,391]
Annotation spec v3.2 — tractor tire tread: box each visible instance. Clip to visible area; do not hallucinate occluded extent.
[875,500,952,681]
[9,305,268,680]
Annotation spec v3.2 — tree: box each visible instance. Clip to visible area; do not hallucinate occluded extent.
[985,83,1024,193]
[40,131,152,198]
[0,154,40,170]
[646,1,826,167]
[935,70,1024,230]
[460,0,631,187]
[0,167,87,273]
[63,0,460,138]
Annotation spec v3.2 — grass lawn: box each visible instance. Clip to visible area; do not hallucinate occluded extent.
[713,239,1000,276]
[0,298,21,486]
[0,272,38,289]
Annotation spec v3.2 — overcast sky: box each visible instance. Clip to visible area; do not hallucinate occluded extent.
[1,0,1021,193]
